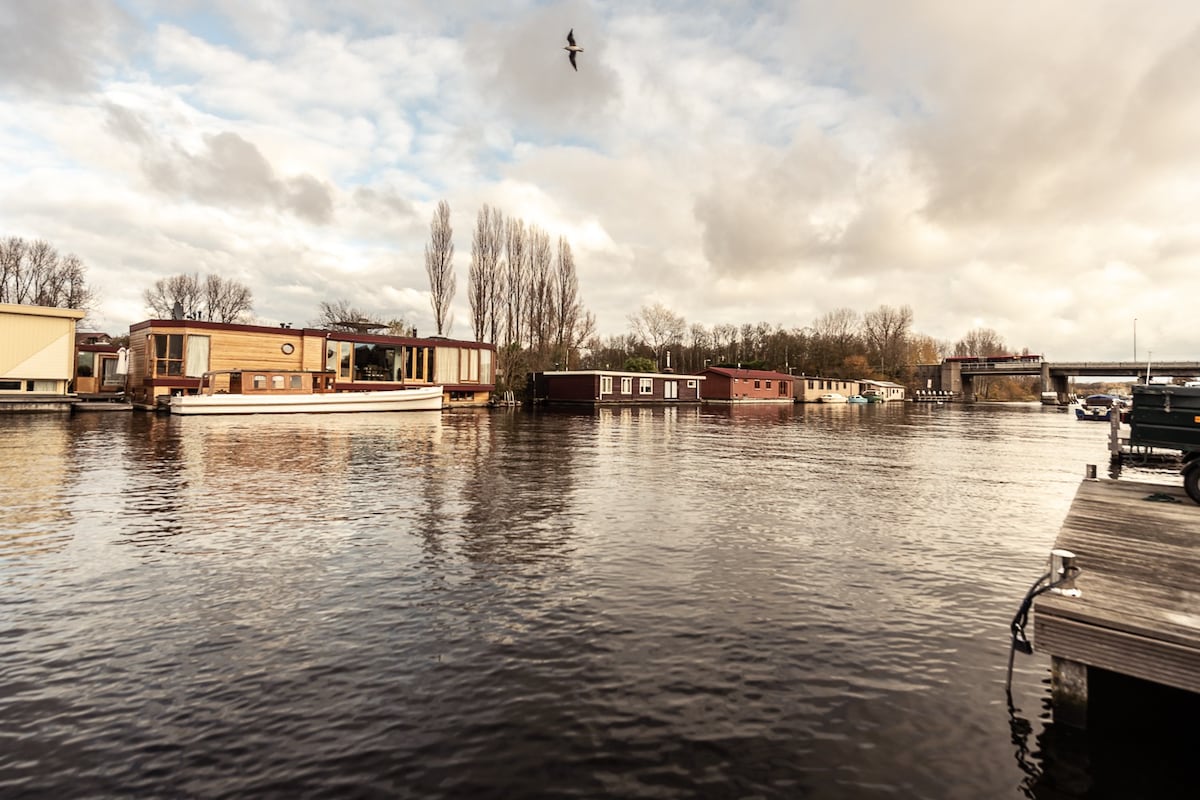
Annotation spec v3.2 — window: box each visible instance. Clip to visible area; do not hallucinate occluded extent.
[340,342,352,379]
[754,380,761,389]
[253,375,267,389]
[639,378,653,395]
[687,380,697,388]
[153,334,183,376]
[0,380,21,391]
[354,343,398,381]
[600,376,613,394]
[290,375,303,390]
[185,335,209,377]
[621,377,632,395]
[766,380,772,388]
[77,351,95,377]
[272,375,285,389]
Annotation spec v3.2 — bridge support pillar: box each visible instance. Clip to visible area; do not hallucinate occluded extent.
[961,373,975,402]
[1053,375,1071,403]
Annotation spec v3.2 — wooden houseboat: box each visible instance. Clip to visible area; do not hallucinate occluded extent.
[1,303,85,412]
[697,367,793,404]
[125,319,495,411]
[74,332,127,400]
[795,376,862,404]
[533,370,704,406]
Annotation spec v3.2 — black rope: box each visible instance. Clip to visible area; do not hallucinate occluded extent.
[1005,566,1082,697]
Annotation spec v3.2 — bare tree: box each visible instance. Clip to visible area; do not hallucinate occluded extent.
[468,204,505,343]
[313,299,373,331]
[862,304,913,376]
[203,274,254,323]
[144,273,204,319]
[145,273,252,321]
[629,302,687,369]
[811,307,861,375]
[525,225,554,358]
[504,218,528,348]
[0,236,95,312]
[954,328,1007,357]
[424,199,456,336]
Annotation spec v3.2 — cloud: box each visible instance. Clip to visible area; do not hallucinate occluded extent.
[103,104,333,223]
[0,0,133,95]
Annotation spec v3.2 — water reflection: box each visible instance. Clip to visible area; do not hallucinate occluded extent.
[0,403,1190,797]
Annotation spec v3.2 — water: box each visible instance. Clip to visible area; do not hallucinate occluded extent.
[0,403,1190,798]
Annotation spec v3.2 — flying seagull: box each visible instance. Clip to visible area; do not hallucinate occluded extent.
[564,29,583,71]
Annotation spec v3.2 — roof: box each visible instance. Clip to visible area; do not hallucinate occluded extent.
[0,302,85,320]
[542,369,705,381]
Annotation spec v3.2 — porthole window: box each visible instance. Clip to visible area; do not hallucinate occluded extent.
[281,342,295,354]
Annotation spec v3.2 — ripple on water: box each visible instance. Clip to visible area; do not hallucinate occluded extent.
[0,404,1179,797]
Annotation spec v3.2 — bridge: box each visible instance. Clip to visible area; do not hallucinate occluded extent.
[918,358,1200,402]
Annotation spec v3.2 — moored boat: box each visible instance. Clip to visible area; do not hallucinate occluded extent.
[1074,394,1121,421]
[167,370,443,415]
[819,393,848,403]
[847,395,868,403]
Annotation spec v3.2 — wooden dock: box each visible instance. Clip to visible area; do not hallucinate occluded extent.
[1034,476,1200,726]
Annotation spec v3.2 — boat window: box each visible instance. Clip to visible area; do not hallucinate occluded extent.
[600,376,613,395]
[253,375,267,389]
[290,375,303,390]
[153,334,184,377]
[339,343,352,379]
[272,375,285,389]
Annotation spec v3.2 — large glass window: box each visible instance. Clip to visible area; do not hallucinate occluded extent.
[77,351,95,377]
[339,342,352,379]
[353,343,399,382]
[153,334,183,376]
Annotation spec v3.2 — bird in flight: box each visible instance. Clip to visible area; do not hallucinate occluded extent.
[564,29,583,71]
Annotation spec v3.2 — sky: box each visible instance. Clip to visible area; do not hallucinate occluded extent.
[2,0,1199,362]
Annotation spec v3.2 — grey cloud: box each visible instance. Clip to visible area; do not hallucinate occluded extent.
[0,0,133,94]
[103,105,334,223]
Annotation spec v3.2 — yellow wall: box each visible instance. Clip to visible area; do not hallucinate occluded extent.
[0,303,84,387]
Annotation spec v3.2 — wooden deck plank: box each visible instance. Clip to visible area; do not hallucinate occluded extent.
[1034,478,1200,695]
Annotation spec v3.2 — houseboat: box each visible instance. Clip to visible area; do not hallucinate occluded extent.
[125,319,495,411]
[533,370,704,406]
[1,303,85,413]
[795,376,861,403]
[696,367,793,404]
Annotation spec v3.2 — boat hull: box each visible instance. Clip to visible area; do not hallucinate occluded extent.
[168,386,444,415]
[1074,407,1113,421]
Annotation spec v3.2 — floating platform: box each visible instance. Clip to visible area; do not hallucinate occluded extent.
[1034,477,1200,726]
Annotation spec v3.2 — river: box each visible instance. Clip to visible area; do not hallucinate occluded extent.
[0,402,1191,798]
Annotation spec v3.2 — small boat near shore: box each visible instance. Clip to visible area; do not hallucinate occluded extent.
[1074,394,1123,422]
[819,393,848,403]
[166,370,443,415]
[847,395,868,404]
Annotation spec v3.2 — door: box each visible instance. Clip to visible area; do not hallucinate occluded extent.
[664,380,678,400]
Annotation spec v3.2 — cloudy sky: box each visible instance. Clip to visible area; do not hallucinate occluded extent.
[3,0,1199,361]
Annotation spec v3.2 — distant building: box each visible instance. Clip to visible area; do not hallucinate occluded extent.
[0,303,85,411]
[533,369,703,405]
[697,367,793,403]
[794,375,861,403]
[859,379,906,402]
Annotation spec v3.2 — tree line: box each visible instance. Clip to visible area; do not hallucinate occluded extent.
[584,302,1027,393]
[6,230,1030,396]
[0,237,94,312]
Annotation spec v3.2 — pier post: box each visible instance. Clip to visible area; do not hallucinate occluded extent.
[1051,656,1089,729]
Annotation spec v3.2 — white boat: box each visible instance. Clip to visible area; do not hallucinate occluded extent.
[847,395,868,403]
[167,370,443,415]
[819,393,848,403]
